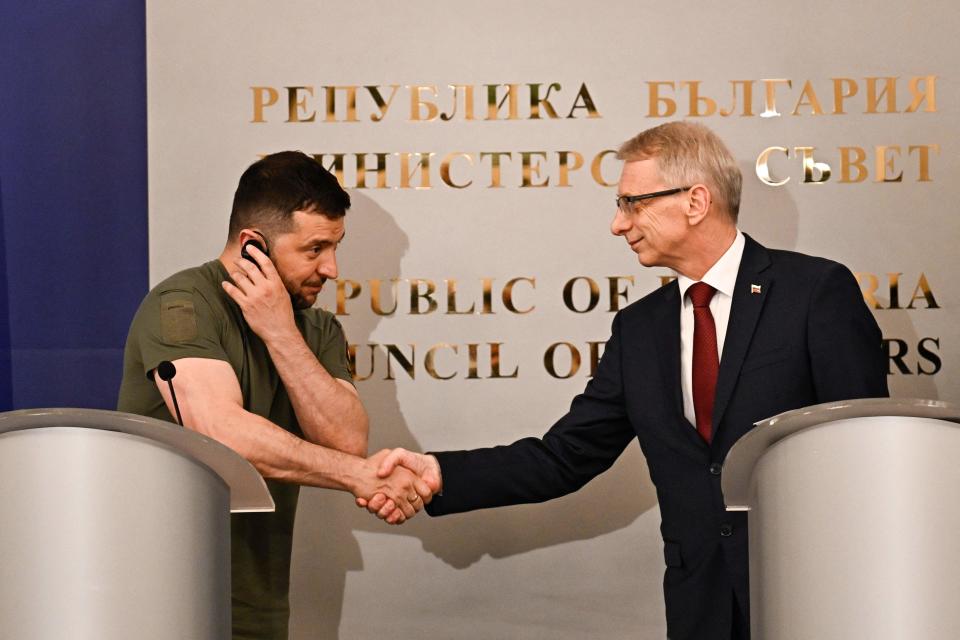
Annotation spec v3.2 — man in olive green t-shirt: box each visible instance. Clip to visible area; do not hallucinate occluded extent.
[118,152,438,639]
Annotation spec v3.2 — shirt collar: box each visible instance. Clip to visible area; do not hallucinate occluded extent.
[677,230,745,303]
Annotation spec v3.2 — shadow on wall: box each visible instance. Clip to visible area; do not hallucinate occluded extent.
[873,301,940,401]
[737,160,800,251]
[289,192,658,639]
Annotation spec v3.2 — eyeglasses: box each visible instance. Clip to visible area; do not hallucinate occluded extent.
[615,186,691,214]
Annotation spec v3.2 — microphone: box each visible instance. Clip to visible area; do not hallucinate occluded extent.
[156,360,184,426]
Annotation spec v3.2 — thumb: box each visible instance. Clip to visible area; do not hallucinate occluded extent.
[423,455,443,493]
[376,448,408,478]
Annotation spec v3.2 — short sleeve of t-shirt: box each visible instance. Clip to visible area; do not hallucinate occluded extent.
[135,287,231,379]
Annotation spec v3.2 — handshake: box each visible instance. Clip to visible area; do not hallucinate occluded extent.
[350,449,442,524]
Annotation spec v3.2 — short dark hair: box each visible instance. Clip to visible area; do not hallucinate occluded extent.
[228,151,350,238]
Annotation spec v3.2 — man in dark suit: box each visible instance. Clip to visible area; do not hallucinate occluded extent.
[362,121,889,639]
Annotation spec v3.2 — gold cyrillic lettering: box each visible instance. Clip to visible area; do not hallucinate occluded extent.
[874,145,903,182]
[251,86,279,123]
[831,78,858,115]
[566,83,601,118]
[529,82,562,119]
[791,80,825,116]
[410,85,441,121]
[839,147,868,183]
[520,151,549,187]
[647,81,677,117]
[865,77,898,114]
[906,75,937,113]
[485,84,520,120]
[323,86,337,122]
[366,84,401,122]
[795,146,831,183]
[760,79,792,118]
[355,153,389,189]
[398,152,433,189]
[439,152,474,189]
[591,150,617,187]
[480,152,511,188]
[558,151,584,187]
[321,86,359,122]
[441,84,476,121]
[286,86,316,123]
[681,81,717,117]
[755,147,790,186]
[909,144,939,182]
[719,80,755,117]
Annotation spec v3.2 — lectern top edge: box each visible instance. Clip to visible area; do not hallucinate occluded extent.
[721,398,960,511]
[0,407,275,513]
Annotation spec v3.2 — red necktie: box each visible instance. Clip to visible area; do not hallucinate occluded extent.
[688,282,718,443]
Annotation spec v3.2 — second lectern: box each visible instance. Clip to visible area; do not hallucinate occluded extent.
[723,398,960,639]
[0,408,274,640]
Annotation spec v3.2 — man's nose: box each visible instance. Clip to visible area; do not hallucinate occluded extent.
[319,252,338,279]
[610,208,630,236]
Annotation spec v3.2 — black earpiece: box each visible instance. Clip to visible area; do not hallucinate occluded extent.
[241,237,269,263]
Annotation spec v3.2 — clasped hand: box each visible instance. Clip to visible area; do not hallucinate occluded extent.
[350,449,440,524]
[355,448,442,525]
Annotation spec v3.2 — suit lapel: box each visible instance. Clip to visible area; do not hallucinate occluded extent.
[650,282,708,451]
[711,235,772,435]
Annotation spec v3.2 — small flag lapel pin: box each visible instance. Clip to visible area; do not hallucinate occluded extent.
[751,284,762,295]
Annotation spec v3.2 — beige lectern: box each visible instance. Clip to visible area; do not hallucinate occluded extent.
[723,398,960,639]
[0,408,274,640]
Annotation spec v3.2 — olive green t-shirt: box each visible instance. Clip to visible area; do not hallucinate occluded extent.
[117,260,353,640]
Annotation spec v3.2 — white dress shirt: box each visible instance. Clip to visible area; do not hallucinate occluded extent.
[676,230,745,429]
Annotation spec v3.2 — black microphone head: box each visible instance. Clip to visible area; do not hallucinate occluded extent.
[156,361,177,382]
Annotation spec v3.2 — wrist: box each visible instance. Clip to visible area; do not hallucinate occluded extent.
[338,454,372,496]
[260,321,300,346]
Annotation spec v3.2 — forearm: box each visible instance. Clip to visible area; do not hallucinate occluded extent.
[264,329,368,455]
[192,400,366,491]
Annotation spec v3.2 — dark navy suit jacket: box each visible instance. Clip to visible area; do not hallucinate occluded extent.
[426,235,889,639]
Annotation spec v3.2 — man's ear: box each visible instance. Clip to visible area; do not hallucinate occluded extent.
[685,184,712,226]
[237,228,263,246]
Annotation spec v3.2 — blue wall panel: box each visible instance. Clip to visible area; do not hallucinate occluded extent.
[0,1,147,410]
